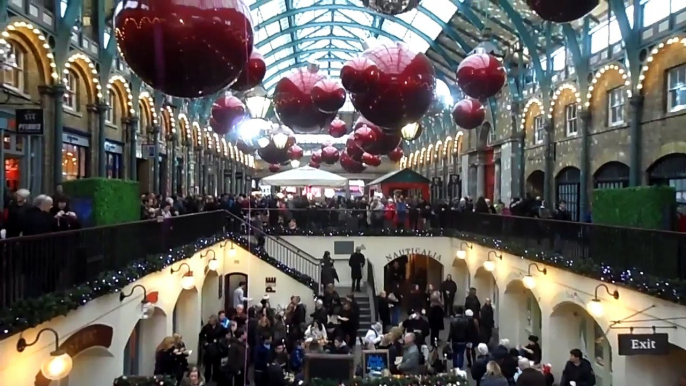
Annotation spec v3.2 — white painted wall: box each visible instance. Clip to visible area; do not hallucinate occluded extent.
[0,243,315,386]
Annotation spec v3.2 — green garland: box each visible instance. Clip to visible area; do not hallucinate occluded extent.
[310,374,469,386]
[113,375,176,386]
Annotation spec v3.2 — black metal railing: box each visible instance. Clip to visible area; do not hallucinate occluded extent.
[0,211,226,310]
[367,259,379,320]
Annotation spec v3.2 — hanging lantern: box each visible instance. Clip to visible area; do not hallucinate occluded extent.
[290,159,301,168]
[401,122,422,141]
[271,126,295,149]
[362,0,421,15]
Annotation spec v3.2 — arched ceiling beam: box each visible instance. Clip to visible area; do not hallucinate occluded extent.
[261,36,365,60]
[253,4,474,55]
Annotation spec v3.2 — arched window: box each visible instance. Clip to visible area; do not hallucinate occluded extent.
[106,91,116,123]
[63,70,79,111]
[2,42,25,91]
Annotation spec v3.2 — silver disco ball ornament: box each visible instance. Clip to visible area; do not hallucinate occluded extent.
[363,0,421,15]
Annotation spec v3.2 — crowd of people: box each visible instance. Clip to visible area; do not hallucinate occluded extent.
[2,186,82,237]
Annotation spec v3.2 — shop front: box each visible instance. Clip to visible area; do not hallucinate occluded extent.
[62,131,90,181]
[104,140,124,179]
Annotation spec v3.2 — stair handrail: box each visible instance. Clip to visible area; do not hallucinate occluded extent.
[366,258,379,321]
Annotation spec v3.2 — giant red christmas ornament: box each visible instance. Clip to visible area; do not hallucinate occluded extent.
[353,117,402,156]
[308,161,321,169]
[353,125,378,149]
[311,149,322,164]
[258,142,290,165]
[362,153,382,167]
[311,79,347,113]
[211,95,247,135]
[321,146,340,165]
[231,50,267,92]
[340,151,366,173]
[340,56,379,94]
[525,0,599,23]
[387,147,404,162]
[329,118,348,138]
[452,99,485,130]
[345,135,364,159]
[273,68,337,132]
[114,0,253,97]
[456,53,506,100]
[268,164,281,173]
[287,145,304,160]
[347,43,435,130]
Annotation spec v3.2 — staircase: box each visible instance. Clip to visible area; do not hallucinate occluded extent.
[355,289,374,337]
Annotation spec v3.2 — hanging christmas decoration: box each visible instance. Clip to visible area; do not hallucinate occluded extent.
[328,118,348,138]
[210,95,247,135]
[340,57,379,94]
[353,125,378,149]
[311,149,323,164]
[273,68,337,133]
[321,146,341,165]
[353,117,402,156]
[387,147,404,163]
[258,141,291,165]
[308,161,321,169]
[268,164,281,173]
[345,135,364,159]
[525,0,599,23]
[456,53,506,100]
[287,145,304,161]
[311,79,347,113]
[452,99,486,130]
[114,0,253,97]
[340,151,366,173]
[230,50,267,92]
[361,153,382,167]
[362,0,422,15]
[400,122,423,142]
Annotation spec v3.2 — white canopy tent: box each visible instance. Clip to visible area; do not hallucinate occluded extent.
[261,166,348,187]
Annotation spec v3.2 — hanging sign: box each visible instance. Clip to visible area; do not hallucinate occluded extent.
[385,248,441,262]
[16,109,43,135]
[617,333,669,356]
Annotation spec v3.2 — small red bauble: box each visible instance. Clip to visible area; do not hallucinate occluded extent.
[287,145,304,160]
[269,164,281,173]
[456,53,506,100]
[321,146,341,165]
[362,153,382,167]
[329,118,348,138]
[340,151,366,173]
[353,125,378,149]
[387,147,404,162]
[308,161,321,169]
[211,95,247,135]
[311,79,347,113]
[114,0,253,97]
[258,142,290,165]
[345,135,364,159]
[231,50,267,92]
[340,56,379,94]
[273,68,337,133]
[452,99,486,130]
[311,149,322,164]
[353,117,402,156]
[525,0,599,23]
[350,42,436,130]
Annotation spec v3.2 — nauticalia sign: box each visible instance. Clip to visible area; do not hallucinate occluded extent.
[385,248,442,262]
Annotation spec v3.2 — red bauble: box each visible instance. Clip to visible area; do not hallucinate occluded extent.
[362,153,382,167]
[340,151,366,173]
[456,53,506,100]
[349,43,435,130]
[321,146,341,165]
[287,145,304,160]
[273,68,337,132]
[231,50,266,92]
[258,142,290,165]
[269,164,281,173]
[387,147,404,162]
[452,99,485,130]
[525,0,599,23]
[345,135,364,159]
[308,161,321,169]
[353,117,402,156]
[340,56,379,94]
[114,0,253,97]
[353,125,378,149]
[311,149,322,164]
[329,119,348,138]
[311,79,347,113]
[211,95,246,135]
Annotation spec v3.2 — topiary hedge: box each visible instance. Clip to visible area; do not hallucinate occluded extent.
[62,178,140,226]
[592,186,676,230]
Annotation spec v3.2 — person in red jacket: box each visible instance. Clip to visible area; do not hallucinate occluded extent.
[384,199,397,228]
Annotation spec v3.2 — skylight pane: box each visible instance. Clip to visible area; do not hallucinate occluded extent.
[265,22,280,36]
[254,28,269,44]
[376,36,394,46]
[420,0,457,23]
[381,21,407,39]
[272,35,291,46]
[397,8,418,24]
[331,26,356,38]
[404,31,429,53]
[413,12,441,39]
[264,55,277,66]
[338,9,373,25]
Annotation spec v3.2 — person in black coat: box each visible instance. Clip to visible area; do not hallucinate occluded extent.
[199,315,228,382]
[320,252,339,290]
[154,337,178,377]
[377,291,391,331]
[480,299,495,345]
[21,196,57,236]
[427,293,444,347]
[464,287,481,320]
[471,343,491,386]
[440,275,458,315]
[348,247,365,292]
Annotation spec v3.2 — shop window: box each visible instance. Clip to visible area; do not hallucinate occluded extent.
[62,143,88,180]
[106,152,122,179]
[2,43,25,91]
[106,92,116,123]
[667,64,686,113]
[5,158,19,191]
[63,70,79,111]
[533,115,544,144]
[565,104,578,136]
[487,125,496,145]
[607,87,625,126]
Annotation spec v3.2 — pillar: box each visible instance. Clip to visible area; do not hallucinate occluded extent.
[494,160,501,203]
[151,125,160,193]
[579,108,591,220]
[543,119,554,207]
[170,134,178,195]
[38,86,54,192]
[127,116,139,181]
[52,84,66,189]
[476,154,485,198]
[96,102,108,176]
[629,95,644,186]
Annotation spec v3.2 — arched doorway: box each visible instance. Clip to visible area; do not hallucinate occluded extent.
[383,254,443,313]
[556,167,581,221]
[549,302,612,386]
[450,257,471,309]
[623,343,686,385]
[648,153,686,205]
[124,307,167,376]
[174,287,200,364]
[500,280,542,348]
[594,161,629,189]
[526,170,545,197]
[61,347,115,385]
[473,267,499,328]
[225,273,249,311]
[201,270,222,324]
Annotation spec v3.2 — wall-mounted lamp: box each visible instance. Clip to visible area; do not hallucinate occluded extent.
[456,242,472,260]
[202,250,219,271]
[170,263,195,290]
[119,284,154,319]
[483,251,502,272]
[228,242,237,258]
[17,328,72,381]
[587,284,619,318]
[522,263,547,289]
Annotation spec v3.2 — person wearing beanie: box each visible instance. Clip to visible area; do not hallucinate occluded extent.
[524,335,542,364]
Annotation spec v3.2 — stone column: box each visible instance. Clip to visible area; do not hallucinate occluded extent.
[38,85,55,192]
[494,160,501,203]
[543,119,554,207]
[184,143,191,195]
[476,154,485,198]
[629,95,645,186]
[510,101,526,199]
[127,116,139,181]
[195,146,203,194]
[96,102,109,177]
[51,84,66,188]
[151,125,160,193]
[579,108,591,219]
[170,134,178,195]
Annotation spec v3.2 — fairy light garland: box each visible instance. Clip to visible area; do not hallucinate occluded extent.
[66,53,101,99]
[550,83,581,119]
[434,141,443,159]
[426,144,434,161]
[192,121,201,147]
[638,36,686,91]
[1,21,58,80]
[443,136,453,157]
[177,113,190,142]
[585,63,631,108]
[107,75,134,115]
[139,91,158,125]
[520,98,543,132]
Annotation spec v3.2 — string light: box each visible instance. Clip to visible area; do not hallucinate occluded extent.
[638,36,686,91]
[108,75,134,115]
[443,136,453,157]
[585,63,631,107]
[66,53,100,99]
[426,144,433,162]
[520,98,543,132]
[550,83,581,119]
[139,92,158,125]
[2,21,58,80]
